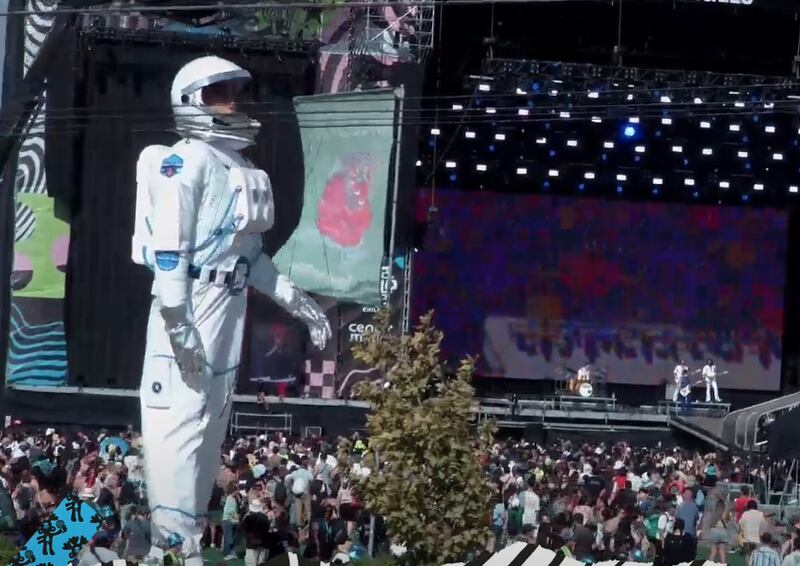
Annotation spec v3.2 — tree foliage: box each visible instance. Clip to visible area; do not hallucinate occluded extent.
[341,310,495,565]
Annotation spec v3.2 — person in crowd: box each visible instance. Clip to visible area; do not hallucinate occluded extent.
[736,485,756,522]
[783,536,800,566]
[751,532,782,566]
[662,518,695,566]
[741,499,769,561]
[78,532,121,566]
[706,498,732,564]
[221,481,242,560]
[120,506,152,561]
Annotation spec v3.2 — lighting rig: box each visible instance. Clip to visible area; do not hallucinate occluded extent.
[419,59,800,206]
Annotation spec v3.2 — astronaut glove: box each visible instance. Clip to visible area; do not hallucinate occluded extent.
[166,323,207,376]
[298,300,332,351]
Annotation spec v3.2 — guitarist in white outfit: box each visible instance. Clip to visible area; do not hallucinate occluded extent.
[702,358,722,402]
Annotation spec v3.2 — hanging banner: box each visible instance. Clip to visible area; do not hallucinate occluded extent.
[336,252,407,399]
[272,89,397,306]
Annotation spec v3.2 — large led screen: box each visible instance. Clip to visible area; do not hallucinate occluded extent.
[412,191,787,391]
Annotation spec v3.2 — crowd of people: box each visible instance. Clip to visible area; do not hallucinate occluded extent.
[0,425,799,566]
[485,439,800,566]
[0,426,383,565]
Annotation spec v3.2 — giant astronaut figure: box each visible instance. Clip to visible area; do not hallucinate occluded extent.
[130,56,331,564]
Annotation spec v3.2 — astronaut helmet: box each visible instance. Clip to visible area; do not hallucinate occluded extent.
[170,55,261,147]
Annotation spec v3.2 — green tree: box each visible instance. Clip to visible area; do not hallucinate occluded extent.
[342,310,495,565]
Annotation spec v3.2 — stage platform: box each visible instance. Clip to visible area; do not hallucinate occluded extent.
[1,385,733,446]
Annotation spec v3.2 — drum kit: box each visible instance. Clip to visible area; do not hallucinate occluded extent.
[564,365,607,398]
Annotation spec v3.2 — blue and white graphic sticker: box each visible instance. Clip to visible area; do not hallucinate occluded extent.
[160,154,184,178]
[155,252,180,272]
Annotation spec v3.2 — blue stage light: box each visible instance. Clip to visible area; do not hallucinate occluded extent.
[543,181,551,189]
[652,188,660,195]
[549,150,557,157]
[635,156,641,163]
[693,191,699,198]
[617,186,623,193]
[489,144,495,153]
[579,183,586,191]
[624,125,636,137]
[742,194,750,202]
[532,82,541,91]
[449,174,457,182]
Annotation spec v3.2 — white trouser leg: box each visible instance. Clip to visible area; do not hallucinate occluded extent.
[672,383,679,402]
[140,287,245,559]
[712,379,720,402]
[705,379,711,402]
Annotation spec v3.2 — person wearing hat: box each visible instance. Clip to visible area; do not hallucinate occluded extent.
[163,532,186,566]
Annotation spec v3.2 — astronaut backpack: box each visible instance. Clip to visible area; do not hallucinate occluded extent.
[131,142,275,269]
[131,144,170,269]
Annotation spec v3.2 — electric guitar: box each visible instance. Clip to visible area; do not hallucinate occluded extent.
[680,371,729,397]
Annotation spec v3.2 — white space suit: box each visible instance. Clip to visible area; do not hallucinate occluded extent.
[130,56,331,564]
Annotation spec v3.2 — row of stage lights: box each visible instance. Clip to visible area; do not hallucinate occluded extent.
[418,72,800,202]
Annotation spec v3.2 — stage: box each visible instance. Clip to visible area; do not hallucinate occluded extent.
[1,384,733,449]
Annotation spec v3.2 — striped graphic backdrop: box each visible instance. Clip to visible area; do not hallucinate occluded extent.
[7,0,69,387]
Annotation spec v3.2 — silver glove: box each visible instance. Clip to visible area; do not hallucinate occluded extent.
[166,322,207,375]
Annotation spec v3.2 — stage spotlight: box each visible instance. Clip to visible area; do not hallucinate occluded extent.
[635,146,646,153]
[431,128,441,136]
[700,121,711,129]
[591,116,603,123]
[416,160,422,167]
[790,185,799,193]
[738,151,749,158]
[626,94,634,101]
[629,117,640,124]
[734,102,745,108]
[754,183,765,191]
[548,169,560,177]
[452,104,463,110]
[585,172,596,179]
[604,141,615,149]
[445,161,456,168]
[476,164,487,172]
[515,88,526,95]
[549,89,559,96]
[494,133,506,141]
[702,148,713,156]
[660,96,671,103]
[773,153,784,160]
[765,126,776,133]
[560,111,571,118]
[567,140,578,147]
[653,178,664,185]
[662,118,673,125]
[672,146,684,153]
[465,131,476,139]
[588,91,599,99]
[685,178,695,186]
[518,109,529,116]
[616,174,628,182]
[694,98,704,104]
[536,137,547,144]
[478,84,491,92]
[624,126,637,138]
[730,124,741,132]
[486,107,496,114]
[719,181,730,189]
[516,167,528,175]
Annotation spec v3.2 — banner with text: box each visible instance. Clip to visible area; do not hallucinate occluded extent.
[272,89,398,306]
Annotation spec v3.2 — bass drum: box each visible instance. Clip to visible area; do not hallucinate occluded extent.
[578,382,594,398]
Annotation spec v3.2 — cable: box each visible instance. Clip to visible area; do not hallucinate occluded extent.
[0,0,629,17]
[9,97,800,128]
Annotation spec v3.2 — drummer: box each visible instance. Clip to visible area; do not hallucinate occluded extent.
[577,363,592,382]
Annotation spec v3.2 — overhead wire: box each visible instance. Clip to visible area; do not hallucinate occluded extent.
[0,0,658,18]
[8,106,800,141]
